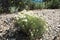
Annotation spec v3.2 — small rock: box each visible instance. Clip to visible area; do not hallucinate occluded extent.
[57,25,60,28]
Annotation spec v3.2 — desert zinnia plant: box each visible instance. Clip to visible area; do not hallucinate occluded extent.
[15,10,48,40]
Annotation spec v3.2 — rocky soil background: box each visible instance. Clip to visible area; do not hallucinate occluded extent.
[0,9,60,40]
[33,9,60,40]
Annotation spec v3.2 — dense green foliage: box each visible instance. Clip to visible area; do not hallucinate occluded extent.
[45,0,60,9]
[0,0,27,13]
[0,0,60,13]
[15,12,47,40]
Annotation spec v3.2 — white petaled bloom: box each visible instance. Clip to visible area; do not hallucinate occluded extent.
[22,19,27,22]
[22,9,26,13]
[31,32,33,37]
[15,15,19,18]
[15,15,19,20]
[20,9,27,14]
[15,15,18,17]
[18,14,25,18]
[18,12,27,18]
[44,26,48,31]
[25,11,34,16]
[16,17,19,20]
[45,23,48,31]
[46,28,48,31]
[23,16,26,18]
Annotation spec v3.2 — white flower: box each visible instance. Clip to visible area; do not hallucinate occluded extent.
[22,19,27,22]
[15,15,18,17]
[31,32,33,36]
[16,17,19,20]
[44,26,48,31]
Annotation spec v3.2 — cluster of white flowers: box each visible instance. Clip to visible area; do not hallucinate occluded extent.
[17,10,40,19]
[14,10,48,39]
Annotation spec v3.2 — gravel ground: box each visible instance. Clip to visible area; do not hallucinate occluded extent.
[0,9,60,40]
[32,9,60,40]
